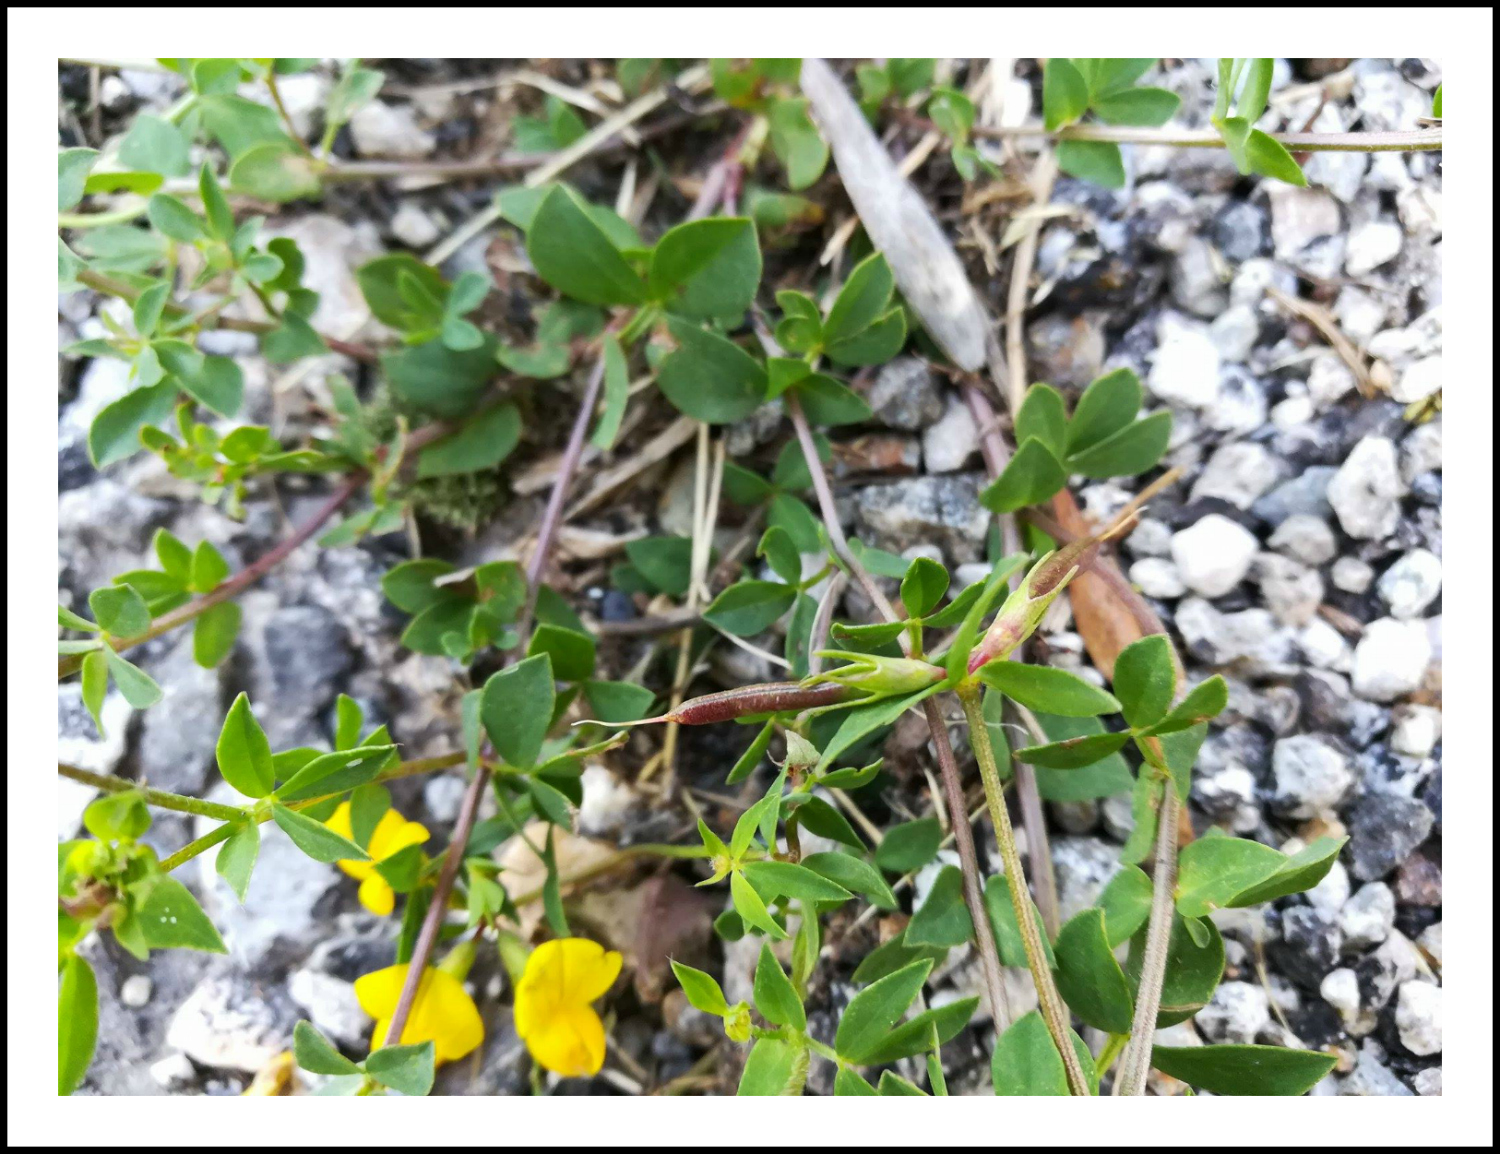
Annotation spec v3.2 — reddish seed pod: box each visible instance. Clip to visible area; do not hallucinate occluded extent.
[666,681,854,725]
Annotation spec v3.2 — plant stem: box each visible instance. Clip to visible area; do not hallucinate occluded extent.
[58,762,248,821]
[507,843,711,906]
[59,472,366,678]
[784,391,1010,1028]
[1096,1031,1128,1080]
[957,681,1088,1095]
[265,71,315,159]
[58,202,151,229]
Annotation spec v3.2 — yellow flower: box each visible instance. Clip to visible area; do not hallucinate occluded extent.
[325,801,430,916]
[514,938,622,1077]
[354,963,484,1064]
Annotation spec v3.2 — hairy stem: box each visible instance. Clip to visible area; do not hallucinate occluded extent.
[786,392,1009,1027]
[58,762,248,822]
[958,682,1088,1095]
[59,473,366,678]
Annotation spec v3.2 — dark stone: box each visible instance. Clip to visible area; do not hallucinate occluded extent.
[262,604,354,721]
[1285,997,1346,1048]
[58,440,94,492]
[598,588,636,623]
[1251,467,1337,527]
[1421,764,1442,832]
[1269,906,1344,990]
[1346,793,1435,881]
[1213,200,1270,262]
[1394,851,1442,907]
[1354,950,1404,1013]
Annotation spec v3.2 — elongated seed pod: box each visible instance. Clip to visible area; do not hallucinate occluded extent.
[586,681,857,729]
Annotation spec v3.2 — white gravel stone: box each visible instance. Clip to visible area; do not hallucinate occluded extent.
[1308,353,1357,409]
[1129,557,1187,599]
[1270,393,1315,429]
[1253,552,1325,626]
[1400,420,1442,483]
[1197,981,1271,1044]
[1329,436,1407,539]
[1269,514,1337,565]
[1352,617,1432,701]
[577,763,638,836]
[1392,355,1442,403]
[1413,1067,1442,1096]
[289,969,368,1046]
[1271,734,1354,818]
[1125,516,1173,557]
[1331,556,1375,594]
[150,1052,197,1090]
[921,396,980,473]
[1340,882,1396,950]
[1321,967,1361,1023]
[165,977,287,1073]
[1297,618,1352,671]
[1209,303,1259,363]
[1191,442,1279,509]
[1305,859,1352,915]
[1344,220,1404,275]
[1395,981,1442,1056]
[1390,704,1442,758]
[390,201,441,248]
[1417,921,1443,968]
[1148,313,1221,409]
[350,100,435,157]
[1376,548,1442,618]
[120,975,153,1008]
[1171,514,1259,597]
[1269,185,1341,257]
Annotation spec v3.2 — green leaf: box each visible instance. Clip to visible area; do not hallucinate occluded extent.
[980,437,1067,514]
[817,685,943,772]
[590,334,629,450]
[1065,367,1141,456]
[742,861,852,904]
[1068,410,1172,479]
[1175,835,1286,919]
[900,556,950,617]
[1228,835,1347,908]
[835,958,932,1064]
[624,536,694,598]
[229,141,321,201]
[1015,384,1068,458]
[1150,1044,1336,1097]
[976,662,1121,718]
[753,943,806,1029]
[193,601,241,668]
[276,745,395,802]
[209,819,261,906]
[147,193,208,242]
[906,865,972,948]
[1014,730,1130,769]
[1097,865,1153,947]
[118,114,191,177]
[703,580,796,636]
[188,540,230,593]
[59,147,99,211]
[102,648,162,710]
[365,1041,436,1096]
[527,623,596,683]
[767,96,828,190]
[357,254,447,330]
[136,876,227,952]
[89,585,151,639]
[757,525,802,586]
[730,869,787,940]
[481,654,555,768]
[861,998,978,1066]
[271,801,368,863]
[1145,675,1229,735]
[823,308,906,367]
[792,373,874,425]
[1112,634,1176,729]
[991,1011,1071,1095]
[1244,128,1308,186]
[800,851,897,910]
[58,954,99,1094]
[824,253,895,345]
[173,354,245,418]
[873,815,942,874]
[293,1020,361,1076]
[1053,908,1134,1033]
[737,1036,800,1095]
[416,402,522,478]
[834,1067,878,1096]
[1125,911,1224,1027]
[1056,139,1125,188]
[81,650,108,735]
[670,960,730,1016]
[526,185,646,306]
[216,693,275,798]
[983,875,1056,969]
[1432,84,1442,118]
[928,87,975,145]
[649,217,762,321]
[1092,86,1180,127]
[1043,59,1090,129]
[656,317,768,424]
[381,559,455,615]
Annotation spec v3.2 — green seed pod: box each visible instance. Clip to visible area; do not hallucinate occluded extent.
[803,652,946,695]
[966,539,1097,675]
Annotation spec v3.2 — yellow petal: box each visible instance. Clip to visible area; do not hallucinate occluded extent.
[542,937,623,1004]
[522,1002,607,1077]
[354,963,409,1019]
[372,817,430,863]
[408,968,485,1063]
[325,802,372,880]
[357,872,396,917]
[363,809,406,861]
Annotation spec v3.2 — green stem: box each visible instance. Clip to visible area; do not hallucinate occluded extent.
[1096,1031,1128,1080]
[957,680,1089,1097]
[154,751,468,873]
[58,201,151,229]
[58,762,248,821]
